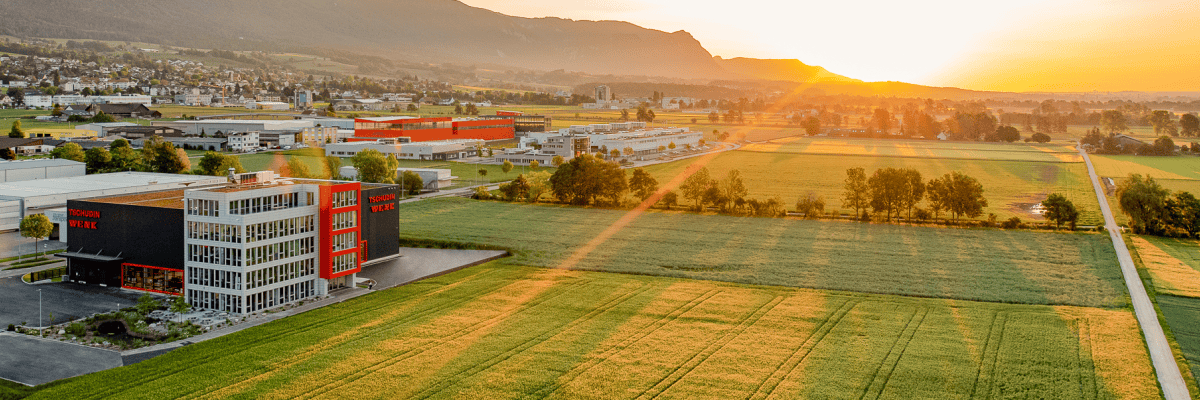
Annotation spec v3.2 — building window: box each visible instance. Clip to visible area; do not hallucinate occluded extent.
[123,264,183,295]
[332,190,357,208]
[332,211,357,230]
[187,199,220,217]
[332,232,357,252]
[332,252,357,274]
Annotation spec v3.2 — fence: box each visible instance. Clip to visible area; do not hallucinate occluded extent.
[28,266,66,282]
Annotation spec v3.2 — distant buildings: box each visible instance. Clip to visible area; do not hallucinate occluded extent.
[324,138,482,161]
[353,116,515,142]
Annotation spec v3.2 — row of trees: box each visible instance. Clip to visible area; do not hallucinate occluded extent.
[842,168,988,222]
[48,137,192,174]
[1117,174,1200,237]
[1081,128,1180,156]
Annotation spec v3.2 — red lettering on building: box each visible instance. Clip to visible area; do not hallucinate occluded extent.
[68,220,98,229]
[370,203,396,213]
[68,209,101,218]
[368,194,396,203]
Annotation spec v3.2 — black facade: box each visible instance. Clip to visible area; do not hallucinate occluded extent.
[60,200,185,287]
[360,185,400,263]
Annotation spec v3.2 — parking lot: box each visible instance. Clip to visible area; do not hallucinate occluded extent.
[0,275,143,328]
[358,247,507,289]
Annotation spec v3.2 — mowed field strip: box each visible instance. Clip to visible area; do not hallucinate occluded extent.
[643,143,1102,225]
[1128,235,1200,391]
[28,264,1158,400]
[740,138,1082,163]
[397,198,1126,308]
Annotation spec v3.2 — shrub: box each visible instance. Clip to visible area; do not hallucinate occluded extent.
[914,209,932,222]
[1001,217,1022,229]
[6,324,13,331]
[66,322,86,336]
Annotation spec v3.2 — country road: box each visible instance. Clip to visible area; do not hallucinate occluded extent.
[1081,147,1191,399]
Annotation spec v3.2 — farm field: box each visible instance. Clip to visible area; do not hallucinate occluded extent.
[1157,295,1200,391]
[232,150,554,187]
[1092,155,1200,181]
[740,138,1081,162]
[641,150,1103,225]
[397,198,1126,308]
[1129,236,1200,298]
[26,263,1158,400]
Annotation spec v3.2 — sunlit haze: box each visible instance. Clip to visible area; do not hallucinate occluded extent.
[462,0,1200,92]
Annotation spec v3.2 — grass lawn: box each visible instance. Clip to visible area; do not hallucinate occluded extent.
[397,198,1126,308]
[1129,236,1200,298]
[641,150,1102,225]
[26,263,1157,400]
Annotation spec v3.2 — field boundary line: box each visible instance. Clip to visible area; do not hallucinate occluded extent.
[970,311,1007,400]
[408,283,656,400]
[635,295,786,400]
[1073,318,1098,400]
[524,289,723,399]
[859,307,929,400]
[88,268,506,400]
[746,299,859,400]
[294,279,595,400]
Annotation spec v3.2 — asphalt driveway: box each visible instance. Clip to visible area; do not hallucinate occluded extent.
[0,275,143,328]
[0,332,122,386]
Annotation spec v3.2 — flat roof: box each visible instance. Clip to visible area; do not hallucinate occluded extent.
[0,172,217,200]
[0,159,83,171]
[84,188,189,209]
[356,116,418,122]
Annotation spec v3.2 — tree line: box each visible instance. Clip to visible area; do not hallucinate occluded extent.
[1117,174,1200,237]
[842,167,988,222]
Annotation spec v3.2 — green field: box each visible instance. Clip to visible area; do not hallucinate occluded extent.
[1157,295,1200,390]
[26,263,1157,400]
[642,150,1103,225]
[397,198,1125,308]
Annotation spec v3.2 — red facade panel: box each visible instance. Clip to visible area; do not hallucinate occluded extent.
[318,182,363,280]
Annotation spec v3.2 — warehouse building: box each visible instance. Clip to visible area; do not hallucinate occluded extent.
[56,171,400,313]
[353,116,514,142]
[0,159,85,183]
[0,172,226,232]
[324,138,482,160]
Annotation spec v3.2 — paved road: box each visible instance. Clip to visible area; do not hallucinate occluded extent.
[1081,147,1190,400]
[0,332,122,386]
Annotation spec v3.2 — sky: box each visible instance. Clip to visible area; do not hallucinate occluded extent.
[459,0,1200,92]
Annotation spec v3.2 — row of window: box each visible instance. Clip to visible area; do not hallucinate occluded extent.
[246,216,314,243]
[188,244,242,267]
[247,258,316,290]
[229,192,308,215]
[187,266,243,290]
[332,252,358,274]
[246,280,315,313]
[187,289,241,314]
[187,199,220,217]
[188,222,241,243]
[333,211,357,230]
[356,121,451,130]
[332,232,357,252]
[332,191,358,208]
[247,237,315,266]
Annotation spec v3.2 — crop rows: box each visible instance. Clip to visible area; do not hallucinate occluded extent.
[28,264,1156,400]
[398,197,1127,308]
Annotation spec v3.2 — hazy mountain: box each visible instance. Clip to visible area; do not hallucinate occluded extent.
[713,57,858,83]
[0,0,733,79]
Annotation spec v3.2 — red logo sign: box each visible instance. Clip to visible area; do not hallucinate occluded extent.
[68,220,98,229]
[370,203,396,213]
[369,194,396,203]
[69,209,101,218]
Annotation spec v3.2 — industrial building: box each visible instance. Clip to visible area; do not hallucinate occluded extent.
[324,138,482,161]
[55,171,400,314]
[514,123,702,159]
[495,135,589,165]
[152,120,312,136]
[339,166,456,191]
[0,159,85,183]
[0,172,226,233]
[353,116,515,142]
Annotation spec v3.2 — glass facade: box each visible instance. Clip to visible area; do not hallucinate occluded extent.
[122,264,183,295]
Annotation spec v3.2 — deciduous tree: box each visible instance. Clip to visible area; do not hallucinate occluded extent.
[628,168,659,202]
[1041,193,1078,229]
[83,147,111,173]
[842,167,869,219]
[19,214,52,257]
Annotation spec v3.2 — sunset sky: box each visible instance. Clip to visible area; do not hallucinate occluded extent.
[461,0,1200,92]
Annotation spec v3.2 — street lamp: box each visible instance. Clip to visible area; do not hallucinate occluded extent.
[38,289,42,330]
